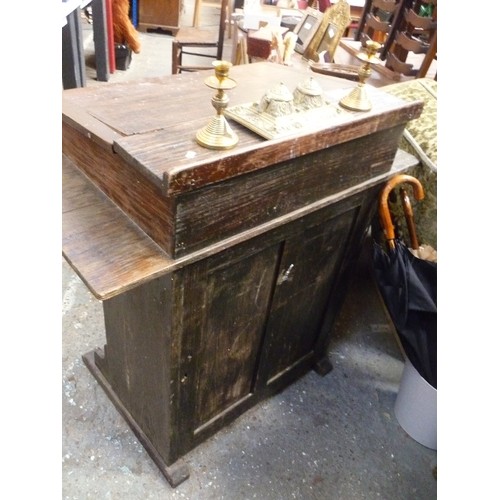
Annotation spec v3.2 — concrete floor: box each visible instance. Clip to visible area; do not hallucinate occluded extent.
[62,4,437,498]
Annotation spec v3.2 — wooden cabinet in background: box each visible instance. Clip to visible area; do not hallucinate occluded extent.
[138,0,181,34]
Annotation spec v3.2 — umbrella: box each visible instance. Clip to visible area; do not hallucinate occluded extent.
[372,174,437,389]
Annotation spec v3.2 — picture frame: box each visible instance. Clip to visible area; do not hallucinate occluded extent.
[292,7,323,55]
[316,22,340,61]
[302,0,351,63]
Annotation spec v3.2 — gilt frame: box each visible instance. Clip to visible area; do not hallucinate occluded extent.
[303,0,351,63]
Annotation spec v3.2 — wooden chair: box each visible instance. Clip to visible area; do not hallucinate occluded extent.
[172,0,229,74]
[193,0,234,38]
[355,0,407,59]
[384,0,437,77]
[193,0,219,27]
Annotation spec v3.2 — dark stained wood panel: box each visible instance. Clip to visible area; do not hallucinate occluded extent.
[173,126,404,256]
[62,155,173,300]
[63,123,175,253]
[102,273,176,465]
[177,243,281,430]
[261,207,356,383]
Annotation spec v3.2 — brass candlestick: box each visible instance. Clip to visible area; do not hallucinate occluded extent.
[339,41,382,112]
[196,60,239,150]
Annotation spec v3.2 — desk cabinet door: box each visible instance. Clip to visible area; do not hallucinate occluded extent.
[172,198,365,457]
[174,241,281,446]
[256,206,358,387]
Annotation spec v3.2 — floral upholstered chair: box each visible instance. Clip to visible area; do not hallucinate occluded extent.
[382,78,437,250]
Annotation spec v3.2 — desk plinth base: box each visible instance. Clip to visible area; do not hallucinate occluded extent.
[82,349,190,488]
[313,355,333,376]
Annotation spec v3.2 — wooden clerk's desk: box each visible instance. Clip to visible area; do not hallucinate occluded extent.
[62,62,422,487]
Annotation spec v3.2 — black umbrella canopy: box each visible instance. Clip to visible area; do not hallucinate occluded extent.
[372,175,437,389]
[373,239,437,388]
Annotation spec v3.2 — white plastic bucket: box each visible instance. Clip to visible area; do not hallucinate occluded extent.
[394,357,437,450]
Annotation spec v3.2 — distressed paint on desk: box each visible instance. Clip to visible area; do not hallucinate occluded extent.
[62,64,422,486]
[62,63,422,258]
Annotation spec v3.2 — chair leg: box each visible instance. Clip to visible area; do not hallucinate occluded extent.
[417,33,437,79]
[226,2,232,39]
[193,0,202,27]
[172,40,181,74]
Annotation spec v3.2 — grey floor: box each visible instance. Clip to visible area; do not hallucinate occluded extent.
[62,4,437,498]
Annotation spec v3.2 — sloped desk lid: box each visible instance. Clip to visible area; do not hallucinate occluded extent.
[62,62,423,197]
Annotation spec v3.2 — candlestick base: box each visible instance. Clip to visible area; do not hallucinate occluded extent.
[339,85,372,112]
[196,115,239,150]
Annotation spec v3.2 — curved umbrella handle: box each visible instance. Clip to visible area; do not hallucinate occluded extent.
[400,187,420,250]
[379,174,425,250]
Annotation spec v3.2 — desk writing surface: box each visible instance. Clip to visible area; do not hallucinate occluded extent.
[62,62,422,196]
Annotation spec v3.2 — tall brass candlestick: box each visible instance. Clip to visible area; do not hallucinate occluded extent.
[196,61,239,150]
[339,41,381,112]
